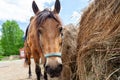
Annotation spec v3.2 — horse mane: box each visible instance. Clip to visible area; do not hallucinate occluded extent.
[24,24,30,41]
[25,16,34,41]
[35,8,60,27]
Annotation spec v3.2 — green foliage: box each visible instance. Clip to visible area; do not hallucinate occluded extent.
[0,55,5,61]
[1,20,24,56]
[0,39,3,55]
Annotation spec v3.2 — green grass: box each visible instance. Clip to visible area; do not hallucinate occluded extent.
[0,55,5,61]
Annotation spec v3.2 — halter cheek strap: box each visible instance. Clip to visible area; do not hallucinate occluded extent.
[44,52,61,58]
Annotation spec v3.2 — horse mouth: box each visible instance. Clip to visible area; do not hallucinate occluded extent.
[49,73,61,78]
[45,64,63,78]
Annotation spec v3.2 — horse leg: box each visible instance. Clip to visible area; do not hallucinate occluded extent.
[24,53,32,78]
[44,71,48,80]
[28,64,32,78]
[33,53,42,80]
[28,54,32,78]
[43,64,48,80]
[35,63,41,80]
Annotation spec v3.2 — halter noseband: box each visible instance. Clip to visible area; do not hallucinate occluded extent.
[44,52,61,58]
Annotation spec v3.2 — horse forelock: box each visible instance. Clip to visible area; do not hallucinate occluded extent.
[35,9,61,28]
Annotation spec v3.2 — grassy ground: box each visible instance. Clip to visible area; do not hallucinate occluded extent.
[0,55,19,61]
[0,55,5,61]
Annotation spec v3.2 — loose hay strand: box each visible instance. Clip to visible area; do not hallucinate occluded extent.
[106,68,120,80]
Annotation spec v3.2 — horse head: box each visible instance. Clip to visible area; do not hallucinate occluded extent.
[31,0,63,78]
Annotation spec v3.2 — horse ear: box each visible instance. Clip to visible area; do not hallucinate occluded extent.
[32,1,39,14]
[53,0,61,14]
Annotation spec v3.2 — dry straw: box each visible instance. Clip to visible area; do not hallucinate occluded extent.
[77,0,120,80]
[61,24,78,80]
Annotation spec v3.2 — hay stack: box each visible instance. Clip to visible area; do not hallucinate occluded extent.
[61,24,78,80]
[77,0,120,80]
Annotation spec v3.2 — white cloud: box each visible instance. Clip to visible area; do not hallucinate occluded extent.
[51,5,54,11]
[0,0,55,23]
[71,11,82,24]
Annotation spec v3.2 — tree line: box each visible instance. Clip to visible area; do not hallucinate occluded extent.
[0,20,24,56]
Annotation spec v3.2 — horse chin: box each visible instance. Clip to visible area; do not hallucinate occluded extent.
[49,73,61,78]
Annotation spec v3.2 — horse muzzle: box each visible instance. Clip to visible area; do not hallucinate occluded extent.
[44,52,63,78]
[45,64,63,78]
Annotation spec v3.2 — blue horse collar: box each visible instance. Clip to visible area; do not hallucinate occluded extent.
[44,52,61,58]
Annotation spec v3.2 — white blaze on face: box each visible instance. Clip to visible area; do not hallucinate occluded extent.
[45,57,62,67]
[56,57,62,64]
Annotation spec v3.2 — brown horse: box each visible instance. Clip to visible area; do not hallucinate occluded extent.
[24,38,32,78]
[24,16,34,78]
[25,0,63,80]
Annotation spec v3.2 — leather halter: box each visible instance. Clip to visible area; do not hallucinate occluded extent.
[44,52,61,58]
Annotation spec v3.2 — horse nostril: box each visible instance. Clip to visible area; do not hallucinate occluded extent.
[58,64,62,68]
[57,64,63,72]
[45,65,51,72]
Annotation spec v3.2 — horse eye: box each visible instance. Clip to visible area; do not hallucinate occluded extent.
[38,29,42,34]
[59,27,62,33]
[61,33,63,36]
[38,27,44,34]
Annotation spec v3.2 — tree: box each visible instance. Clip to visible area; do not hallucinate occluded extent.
[0,39,3,55]
[1,20,24,56]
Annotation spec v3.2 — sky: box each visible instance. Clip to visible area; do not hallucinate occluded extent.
[0,0,91,36]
